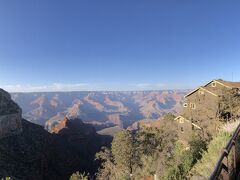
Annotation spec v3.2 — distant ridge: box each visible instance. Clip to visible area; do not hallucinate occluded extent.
[11,90,187,131]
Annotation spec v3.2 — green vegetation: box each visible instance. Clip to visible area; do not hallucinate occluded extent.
[96,113,191,180]
[69,171,89,180]
[95,113,217,179]
[163,143,193,180]
[190,131,231,178]
[95,112,238,179]
[219,89,240,121]
[163,135,207,180]
[112,130,135,179]
[1,178,12,180]
[96,130,135,180]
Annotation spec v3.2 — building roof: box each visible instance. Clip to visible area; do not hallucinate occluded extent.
[185,79,240,98]
[174,115,201,129]
[184,86,218,98]
[202,86,218,96]
[204,79,240,88]
[215,80,240,88]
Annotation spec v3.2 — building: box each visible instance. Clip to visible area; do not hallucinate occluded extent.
[175,79,240,140]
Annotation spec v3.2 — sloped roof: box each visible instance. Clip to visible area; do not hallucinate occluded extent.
[215,80,240,88]
[184,88,200,98]
[174,115,190,122]
[185,79,240,98]
[184,86,217,98]
[202,86,218,96]
[204,79,240,88]
[174,115,201,129]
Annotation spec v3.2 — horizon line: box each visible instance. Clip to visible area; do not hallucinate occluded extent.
[7,89,191,93]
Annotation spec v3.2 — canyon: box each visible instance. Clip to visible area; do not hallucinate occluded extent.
[0,89,111,179]
[11,90,187,131]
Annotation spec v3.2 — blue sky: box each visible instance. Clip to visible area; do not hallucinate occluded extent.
[0,1,240,92]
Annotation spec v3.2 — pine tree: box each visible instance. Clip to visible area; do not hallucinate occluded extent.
[111,130,134,180]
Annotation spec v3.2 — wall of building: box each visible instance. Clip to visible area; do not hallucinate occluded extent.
[183,89,219,124]
[177,80,240,140]
[176,118,193,142]
[204,81,228,95]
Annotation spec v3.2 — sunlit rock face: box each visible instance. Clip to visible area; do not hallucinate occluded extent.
[0,89,22,138]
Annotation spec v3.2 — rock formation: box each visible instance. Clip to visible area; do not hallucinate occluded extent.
[0,88,22,138]
[11,90,187,131]
[50,116,95,135]
[0,88,111,179]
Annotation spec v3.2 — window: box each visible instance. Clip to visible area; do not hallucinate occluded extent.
[190,103,196,109]
[181,127,184,133]
[198,90,204,95]
[179,118,184,123]
[192,125,195,130]
[211,82,216,87]
[183,103,188,107]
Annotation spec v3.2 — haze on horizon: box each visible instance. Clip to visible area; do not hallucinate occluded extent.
[1,1,240,92]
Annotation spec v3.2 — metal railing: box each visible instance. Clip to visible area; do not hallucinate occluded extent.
[210,123,240,180]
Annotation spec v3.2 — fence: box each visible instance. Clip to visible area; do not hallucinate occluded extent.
[210,123,240,180]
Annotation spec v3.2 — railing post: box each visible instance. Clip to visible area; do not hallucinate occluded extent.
[232,140,237,179]
[210,122,240,179]
[222,151,230,180]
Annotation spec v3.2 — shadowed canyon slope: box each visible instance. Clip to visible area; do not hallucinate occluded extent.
[11,90,187,130]
[0,89,111,179]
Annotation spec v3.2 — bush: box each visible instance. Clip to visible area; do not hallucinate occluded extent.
[69,171,89,180]
[190,132,231,178]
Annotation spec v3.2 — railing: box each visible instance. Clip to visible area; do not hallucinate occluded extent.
[210,123,240,180]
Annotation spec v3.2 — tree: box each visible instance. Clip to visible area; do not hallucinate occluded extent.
[95,147,115,180]
[134,116,178,179]
[189,135,207,164]
[111,130,135,180]
[162,134,208,180]
[96,114,179,180]
[96,130,135,180]
[218,88,240,121]
[163,143,193,180]
[163,113,176,122]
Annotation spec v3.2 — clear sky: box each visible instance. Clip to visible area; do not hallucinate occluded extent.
[0,0,240,92]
